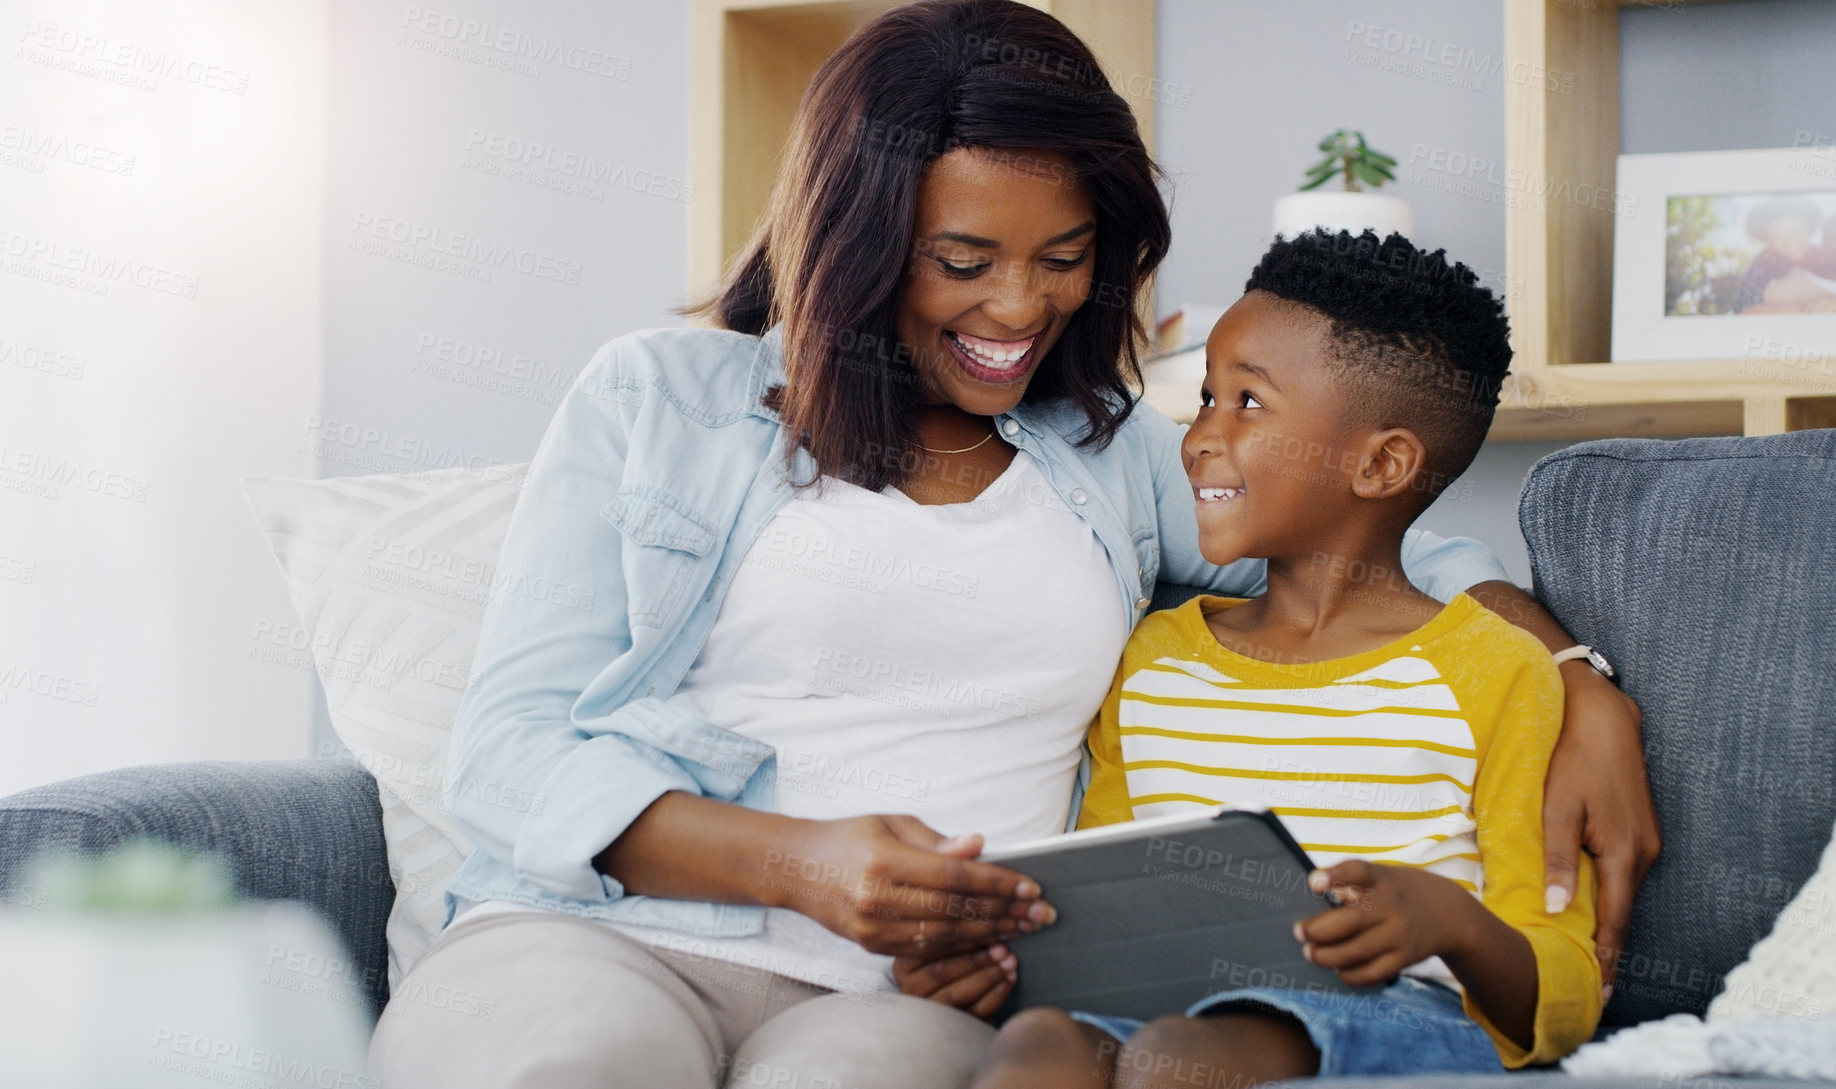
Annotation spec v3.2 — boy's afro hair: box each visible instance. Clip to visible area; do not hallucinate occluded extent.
[1244,228,1512,497]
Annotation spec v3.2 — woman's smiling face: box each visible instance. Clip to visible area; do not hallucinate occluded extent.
[895,147,1098,414]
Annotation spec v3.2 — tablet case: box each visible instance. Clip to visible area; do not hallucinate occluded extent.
[991,809,1368,1022]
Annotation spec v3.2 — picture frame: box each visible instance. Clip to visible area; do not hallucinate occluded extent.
[1612,147,1836,363]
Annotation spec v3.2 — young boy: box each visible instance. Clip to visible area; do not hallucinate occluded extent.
[910,229,1602,1084]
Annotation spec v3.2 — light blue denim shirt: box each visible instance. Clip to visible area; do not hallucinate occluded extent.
[440,324,1510,935]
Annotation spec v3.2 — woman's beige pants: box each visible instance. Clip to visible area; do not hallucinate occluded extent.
[367,909,995,1088]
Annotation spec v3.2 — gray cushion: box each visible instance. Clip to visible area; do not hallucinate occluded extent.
[0,758,393,1019]
[1151,578,1216,615]
[1520,429,1836,1027]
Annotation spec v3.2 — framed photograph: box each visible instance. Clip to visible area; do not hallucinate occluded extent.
[1612,148,1836,363]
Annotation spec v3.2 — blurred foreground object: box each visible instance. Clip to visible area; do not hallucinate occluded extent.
[0,839,373,1089]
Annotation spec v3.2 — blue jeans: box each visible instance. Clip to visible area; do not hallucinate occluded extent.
[1069,976,1507,1077]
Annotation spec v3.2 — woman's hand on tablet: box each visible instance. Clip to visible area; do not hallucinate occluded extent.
[769,815,1056,957]
[894,942,1018,1020]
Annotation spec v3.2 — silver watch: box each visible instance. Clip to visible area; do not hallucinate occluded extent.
[1553,644,1617,683]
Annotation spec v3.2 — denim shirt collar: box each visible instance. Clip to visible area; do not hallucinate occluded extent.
[745,324,788,424]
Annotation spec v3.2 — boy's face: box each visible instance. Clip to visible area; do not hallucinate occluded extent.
[1181,291,1362,567]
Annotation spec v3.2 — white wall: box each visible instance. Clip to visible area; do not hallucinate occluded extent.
[317,0,690,475]
[1622,0,1836,156]
[3,0,696,786]
[0,0,326,794]
[300,0,691,753]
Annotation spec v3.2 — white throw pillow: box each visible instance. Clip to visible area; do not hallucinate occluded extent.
[242,462,529,993]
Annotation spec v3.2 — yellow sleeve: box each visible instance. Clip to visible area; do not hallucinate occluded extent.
[1464,652,1603,1068]
[1076,658,1134,830]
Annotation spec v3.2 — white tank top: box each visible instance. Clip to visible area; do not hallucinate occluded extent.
[456,447,1128,995]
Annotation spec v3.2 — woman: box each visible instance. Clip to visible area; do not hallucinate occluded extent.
[368,3,1657,1086]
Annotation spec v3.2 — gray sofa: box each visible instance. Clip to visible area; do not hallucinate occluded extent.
[4,429,1834,1087]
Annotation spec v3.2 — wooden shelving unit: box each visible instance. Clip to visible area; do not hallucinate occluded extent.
[1494,0,1836,439]
[687,0,1157,298]
[1147,0,1836,439]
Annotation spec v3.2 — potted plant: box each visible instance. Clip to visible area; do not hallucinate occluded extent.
[1272,128,1413,239]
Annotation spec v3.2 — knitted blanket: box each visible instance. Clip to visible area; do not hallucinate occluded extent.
[1563,817,1836,1080]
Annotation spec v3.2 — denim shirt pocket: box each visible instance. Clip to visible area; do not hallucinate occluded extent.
[602,484,720,628]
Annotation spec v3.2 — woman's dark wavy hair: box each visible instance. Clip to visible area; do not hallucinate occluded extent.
[685,0,1170,491]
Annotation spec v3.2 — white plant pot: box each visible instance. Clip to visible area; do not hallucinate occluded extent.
[1272,191,1413,240]
[0,902,374,1089]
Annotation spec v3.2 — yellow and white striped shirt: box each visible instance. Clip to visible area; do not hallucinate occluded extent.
[1077,592,1601,1068]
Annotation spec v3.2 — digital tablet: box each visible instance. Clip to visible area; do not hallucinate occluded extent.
[982,806,1367,1022]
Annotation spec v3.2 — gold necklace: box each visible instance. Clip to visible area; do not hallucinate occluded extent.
[916,432,995,455]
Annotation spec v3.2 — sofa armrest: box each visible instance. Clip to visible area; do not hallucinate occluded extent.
[0,757,393,1019]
